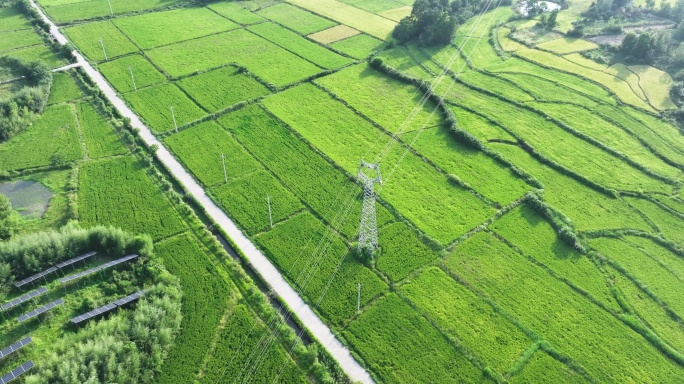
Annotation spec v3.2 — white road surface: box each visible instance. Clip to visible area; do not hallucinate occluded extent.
[28,2,374,383]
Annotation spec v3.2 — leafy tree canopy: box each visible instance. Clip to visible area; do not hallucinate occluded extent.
[392,0,495,46]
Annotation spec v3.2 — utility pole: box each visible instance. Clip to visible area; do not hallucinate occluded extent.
[357,283,361,314]
[221,154,227,183]
[128,65,137,91]
[99,38,107,61]
[106,0,113,16]
[267,195,273,228]
[357,161,382,258]
[170,105,178,133]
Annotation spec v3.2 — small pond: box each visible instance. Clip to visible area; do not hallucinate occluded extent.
[0,180,54,218]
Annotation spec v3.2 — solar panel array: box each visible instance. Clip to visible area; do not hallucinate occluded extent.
[14,266,57,288]
[55,251,97,269]
[0,337,31,360]
[1,288,47,311]
[17,298,64,323]
[71,290,146,325]
[0,360,34,384]
[58,254,138,284]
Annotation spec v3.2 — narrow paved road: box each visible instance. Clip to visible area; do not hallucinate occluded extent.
[29,2,373,383]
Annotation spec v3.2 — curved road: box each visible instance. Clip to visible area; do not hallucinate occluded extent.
[29,2,373,383]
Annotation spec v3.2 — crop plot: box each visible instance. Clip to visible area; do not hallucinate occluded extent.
[256,212,388,324]
[6,45,63,68]
[345,293,488,383]
[77,102,127,158]
[164,121,261,187]
[0,104,81,171]
[457,70,535,103]
[247,22,353,69]
[629,65,677,110]
[78,156,186,240]
[64,21,138,62]
[98,54,166,94]
[591,237,684,317]
[124,83,206,134]
[627,197,684,245]
[207,2,265,25]
[490,142,649,231]
[286,0,397,40]
[447,231,684,383]
[43,0,183,22]
[401,267,533,374]
[264,84,496,244]
[375,46,433,80]
[0,29,41,53]
[497,72,598,108]
[219,105,394,239]
[177,66,269,112]
[531,102,680,178]
[154,233,232,383]
[487,57,617,105]
[114,8,239,49]
[256,3,336,34]
[497,27,527,51]
[212,170,302,235]
[315,64,441,133]
[330,34,385,59]
[491,205,619,311]
[515,49,653,111]
[445,82,669,193]
[376,222,438,281]
[147,29,321,86]
[47,71,82,105]
[563,53,607,71]
[308,25,360,44]
[402,125,531,204]
[339,0,406,13]
[536,37,598,54]
[509,351,589,384]
[0,6,31,31]
[608,264,684,355]
[200,304,308,383]
[455,35,502,69]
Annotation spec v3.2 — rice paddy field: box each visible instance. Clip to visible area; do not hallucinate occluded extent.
[9,0,684,382]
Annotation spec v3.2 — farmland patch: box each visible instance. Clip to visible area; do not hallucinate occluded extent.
[124,82,206,134]
[164,120,261,187]
[247,22,353,69]
[146,29,321,86]
[114,8,239,49]
[98,54,166,94]
[308,25,360,44]
[330,33,385,59]
[207,1,265,25]
[377,222,439,282]
[77,102,127,158]
[47,71,82,104]
[256,3,336,34]
[78,156,186,240]
[64,21,138,62]
[177,66,270,112]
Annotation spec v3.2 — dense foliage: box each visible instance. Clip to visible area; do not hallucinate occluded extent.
[0,57,53,142]
[0,225,181,383]
[0,223,152,293]
[393,0,487,46]
[0,194,20,240]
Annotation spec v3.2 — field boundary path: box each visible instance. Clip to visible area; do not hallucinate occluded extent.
[28,2,374,383]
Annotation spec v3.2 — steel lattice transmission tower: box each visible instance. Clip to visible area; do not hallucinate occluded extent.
[357,161,382,257]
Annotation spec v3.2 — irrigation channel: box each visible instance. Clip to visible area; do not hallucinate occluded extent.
[28,1,374,382]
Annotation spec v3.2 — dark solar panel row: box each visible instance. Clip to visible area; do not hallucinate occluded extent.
[55,251,97,269]
[14,266,57,288]
[0,337,31,360]
[17,299,64,323]
[0,360,34,384]
[14,252,98,288]
[58,254,138,284]
[71,290,146,324]
[1,288,47,311]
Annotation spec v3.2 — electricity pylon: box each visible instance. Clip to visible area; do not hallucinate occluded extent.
[357,161,381,258]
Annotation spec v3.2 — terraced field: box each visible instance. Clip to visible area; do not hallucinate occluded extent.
[17,0,684,382]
